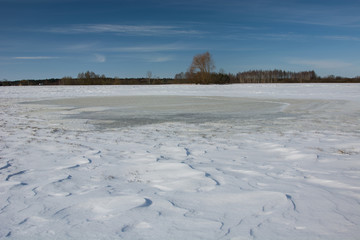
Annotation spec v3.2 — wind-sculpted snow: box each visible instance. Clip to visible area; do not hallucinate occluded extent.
[0,84,360,239]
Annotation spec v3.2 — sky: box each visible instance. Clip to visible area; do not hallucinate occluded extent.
[0,0,359,80]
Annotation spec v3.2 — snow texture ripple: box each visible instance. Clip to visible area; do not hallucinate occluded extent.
[1,84,360,239]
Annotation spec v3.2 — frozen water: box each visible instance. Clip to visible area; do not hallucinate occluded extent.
[33,96,287,128]
[1,84,360,239]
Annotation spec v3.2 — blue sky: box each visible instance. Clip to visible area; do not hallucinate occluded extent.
[1,0,359,80]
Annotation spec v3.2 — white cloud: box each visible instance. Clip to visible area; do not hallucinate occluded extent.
[94,54,106,63]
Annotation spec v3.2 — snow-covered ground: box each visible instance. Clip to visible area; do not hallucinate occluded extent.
[1,84,360,239]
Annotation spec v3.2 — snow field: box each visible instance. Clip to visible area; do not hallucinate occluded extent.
[1,84,360,239]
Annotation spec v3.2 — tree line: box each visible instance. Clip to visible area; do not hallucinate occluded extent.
[1,53,359,86]
[233,70,317,83]
[174,52,359,84]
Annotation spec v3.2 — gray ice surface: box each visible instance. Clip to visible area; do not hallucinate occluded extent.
[34,95,359,133]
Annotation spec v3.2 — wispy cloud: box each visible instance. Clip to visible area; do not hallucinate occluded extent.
[13,56,60,60]
[252,33,306,41]
[219,31,308,42]
[63,43,98,51]
[103,44,189,53]
[289,59,353,69]
[114,53,174,63]
[94,54,106,63]
[263,0,360,29]
[321,35,360,41]
[45,24,202,36]
[287,19,360,28]
[147,56,173,63]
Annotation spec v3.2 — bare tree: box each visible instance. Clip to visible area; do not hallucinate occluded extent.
[147,71,152,84]
[189,51,215,84]
[78,71,99,79]
[174,72,186,80]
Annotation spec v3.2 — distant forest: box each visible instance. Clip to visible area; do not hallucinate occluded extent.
[1,70,359,86]
[1,52,360,86]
